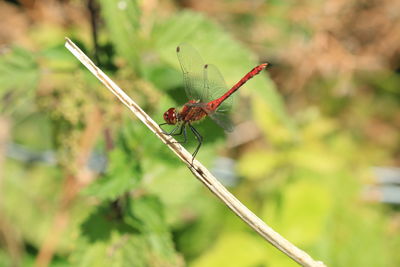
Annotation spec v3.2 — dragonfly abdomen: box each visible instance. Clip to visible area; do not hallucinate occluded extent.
[211,63,268,110]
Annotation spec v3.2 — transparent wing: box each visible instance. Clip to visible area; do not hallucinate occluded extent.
[177,46,234,132]
[186,98,234,132]
[204,64,232,112]
[176,43,208,102]
[209,111,234,132]
[203,64,234,132]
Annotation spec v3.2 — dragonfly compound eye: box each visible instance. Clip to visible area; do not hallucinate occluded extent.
[164,108,177,124]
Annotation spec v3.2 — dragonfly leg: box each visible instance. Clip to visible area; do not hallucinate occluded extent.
[172,124,187,144]
[159,122,170,134]
[188,123,203,163]
[180,125,187,144]
[161,123,189,146]
[168,125,182,136]
[159,123,182,136]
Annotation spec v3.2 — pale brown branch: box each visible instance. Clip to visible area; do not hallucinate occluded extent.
[65,37,326,267]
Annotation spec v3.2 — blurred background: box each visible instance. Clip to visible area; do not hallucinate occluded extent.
[1,0,400,266]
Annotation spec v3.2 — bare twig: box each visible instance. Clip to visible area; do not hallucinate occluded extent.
[65,37,326,267]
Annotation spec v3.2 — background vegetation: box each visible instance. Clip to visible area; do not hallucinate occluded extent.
[1,0,399,266]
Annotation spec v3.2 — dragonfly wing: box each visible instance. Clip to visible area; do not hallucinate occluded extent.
[187,101,234,132]
[209,110,234,132]
[203,64,234,132]
[177,44,208,102]
[204,64,232,112]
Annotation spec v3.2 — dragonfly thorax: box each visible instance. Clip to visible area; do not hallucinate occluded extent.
[163,107,179,125]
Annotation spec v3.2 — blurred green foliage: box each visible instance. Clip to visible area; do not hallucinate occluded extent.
[0,0,399,267]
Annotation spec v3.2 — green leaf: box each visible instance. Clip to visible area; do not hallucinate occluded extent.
[83,146,141,201]
[71,232,150,267]
[0,46,40,114]
[98,0,141,72]
[126,196,181,265]
[80,203,135,243]
[77,196,182,266]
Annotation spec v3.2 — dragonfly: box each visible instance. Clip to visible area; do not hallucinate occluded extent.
[159,44,268,163]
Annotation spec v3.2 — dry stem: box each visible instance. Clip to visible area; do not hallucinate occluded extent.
[65,37,326,267]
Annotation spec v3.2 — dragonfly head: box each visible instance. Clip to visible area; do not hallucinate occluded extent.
[163,108,178,125]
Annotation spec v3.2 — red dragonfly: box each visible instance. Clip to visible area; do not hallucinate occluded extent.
[160,44,268,162]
